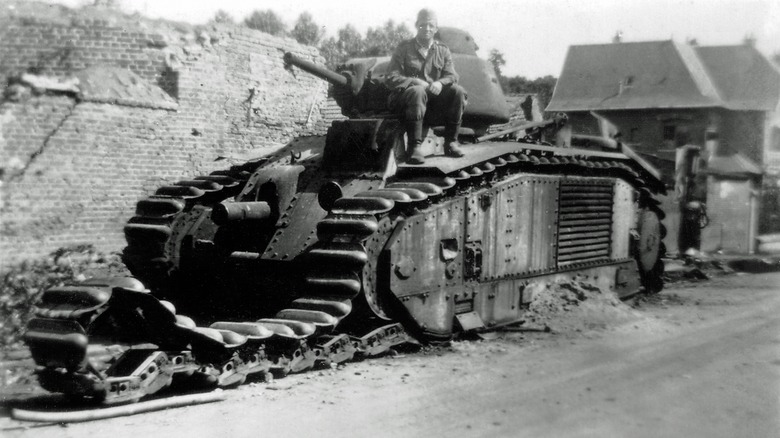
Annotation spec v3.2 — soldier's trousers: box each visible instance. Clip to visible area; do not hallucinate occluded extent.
[390,83,467,141]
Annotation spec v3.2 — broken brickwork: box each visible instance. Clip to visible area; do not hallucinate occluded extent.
[0,3,328,270]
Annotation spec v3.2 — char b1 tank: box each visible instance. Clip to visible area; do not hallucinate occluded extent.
[23,28,667,405]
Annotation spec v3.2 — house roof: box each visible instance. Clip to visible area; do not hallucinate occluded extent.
[547,40,780,112]
[707,152,763,176]
[696,45,780,111]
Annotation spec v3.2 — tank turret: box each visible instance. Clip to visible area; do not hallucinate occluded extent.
[285,27,509,136]
[284,52,389,119]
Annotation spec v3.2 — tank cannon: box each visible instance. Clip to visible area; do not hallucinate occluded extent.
[284,52,389,120]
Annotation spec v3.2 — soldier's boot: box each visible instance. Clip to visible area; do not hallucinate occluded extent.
[443,123,464,158]
[406,120,425,165]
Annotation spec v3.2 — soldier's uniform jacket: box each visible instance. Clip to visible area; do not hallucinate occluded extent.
[386,38,459,93]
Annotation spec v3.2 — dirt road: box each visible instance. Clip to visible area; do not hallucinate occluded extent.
[3,272,780,438]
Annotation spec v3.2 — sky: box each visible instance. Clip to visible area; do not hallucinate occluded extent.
[46,0,780,78]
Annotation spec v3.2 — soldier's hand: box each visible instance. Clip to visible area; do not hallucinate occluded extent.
[412,78,429,87]
[428,81,443,95]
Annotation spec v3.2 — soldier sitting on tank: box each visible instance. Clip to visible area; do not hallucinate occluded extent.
[386,8,467,165]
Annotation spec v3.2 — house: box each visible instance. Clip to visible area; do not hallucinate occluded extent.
[547,39,780,255]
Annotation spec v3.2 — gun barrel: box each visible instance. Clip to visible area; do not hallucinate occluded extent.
[212,202,271,225]
[476,119,557,143]
[284,52,348,87]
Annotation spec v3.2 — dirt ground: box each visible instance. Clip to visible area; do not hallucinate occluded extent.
[2,271,779,438]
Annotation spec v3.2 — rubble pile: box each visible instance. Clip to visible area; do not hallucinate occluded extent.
[520,282,641,333]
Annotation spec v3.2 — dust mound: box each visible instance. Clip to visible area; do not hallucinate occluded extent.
[522,282,643,333]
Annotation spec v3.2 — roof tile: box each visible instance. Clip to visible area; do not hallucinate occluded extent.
[547,40,780,112]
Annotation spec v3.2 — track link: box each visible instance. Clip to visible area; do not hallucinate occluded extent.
[122,164,254,292]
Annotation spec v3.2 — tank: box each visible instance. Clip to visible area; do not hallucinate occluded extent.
[23,30,667,405]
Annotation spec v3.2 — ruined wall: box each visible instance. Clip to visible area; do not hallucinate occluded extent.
[719,110,765,165]
[0,3,328,270]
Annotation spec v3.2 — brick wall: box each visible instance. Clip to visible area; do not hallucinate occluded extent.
[0,3,329,271]
[0,13,168,89]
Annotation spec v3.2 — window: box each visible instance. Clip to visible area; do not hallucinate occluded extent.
[663,125,676,141]
[629,127,639,142]
[619,76,634,94]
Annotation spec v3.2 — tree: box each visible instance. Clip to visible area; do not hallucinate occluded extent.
[244,10,287,36]
[337,24,363,58]
[364,20,412,56]
[319,25,364,69]
[772,51,780,66]
[291,12,323,46]
[211,9,235,25]
[92,0,120,8]
[319,36,342,69]
[488,49,506,78]
[320,24,364,69]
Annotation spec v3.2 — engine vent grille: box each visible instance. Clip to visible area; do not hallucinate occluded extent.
[556,180,614,265]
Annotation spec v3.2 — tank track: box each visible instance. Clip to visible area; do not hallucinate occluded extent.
[25,278,414,404]
[25,164,416,404]
[25,146,665,405]
[122,162,259,293]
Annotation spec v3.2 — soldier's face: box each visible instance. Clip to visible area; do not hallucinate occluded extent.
[416,20,437,40]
